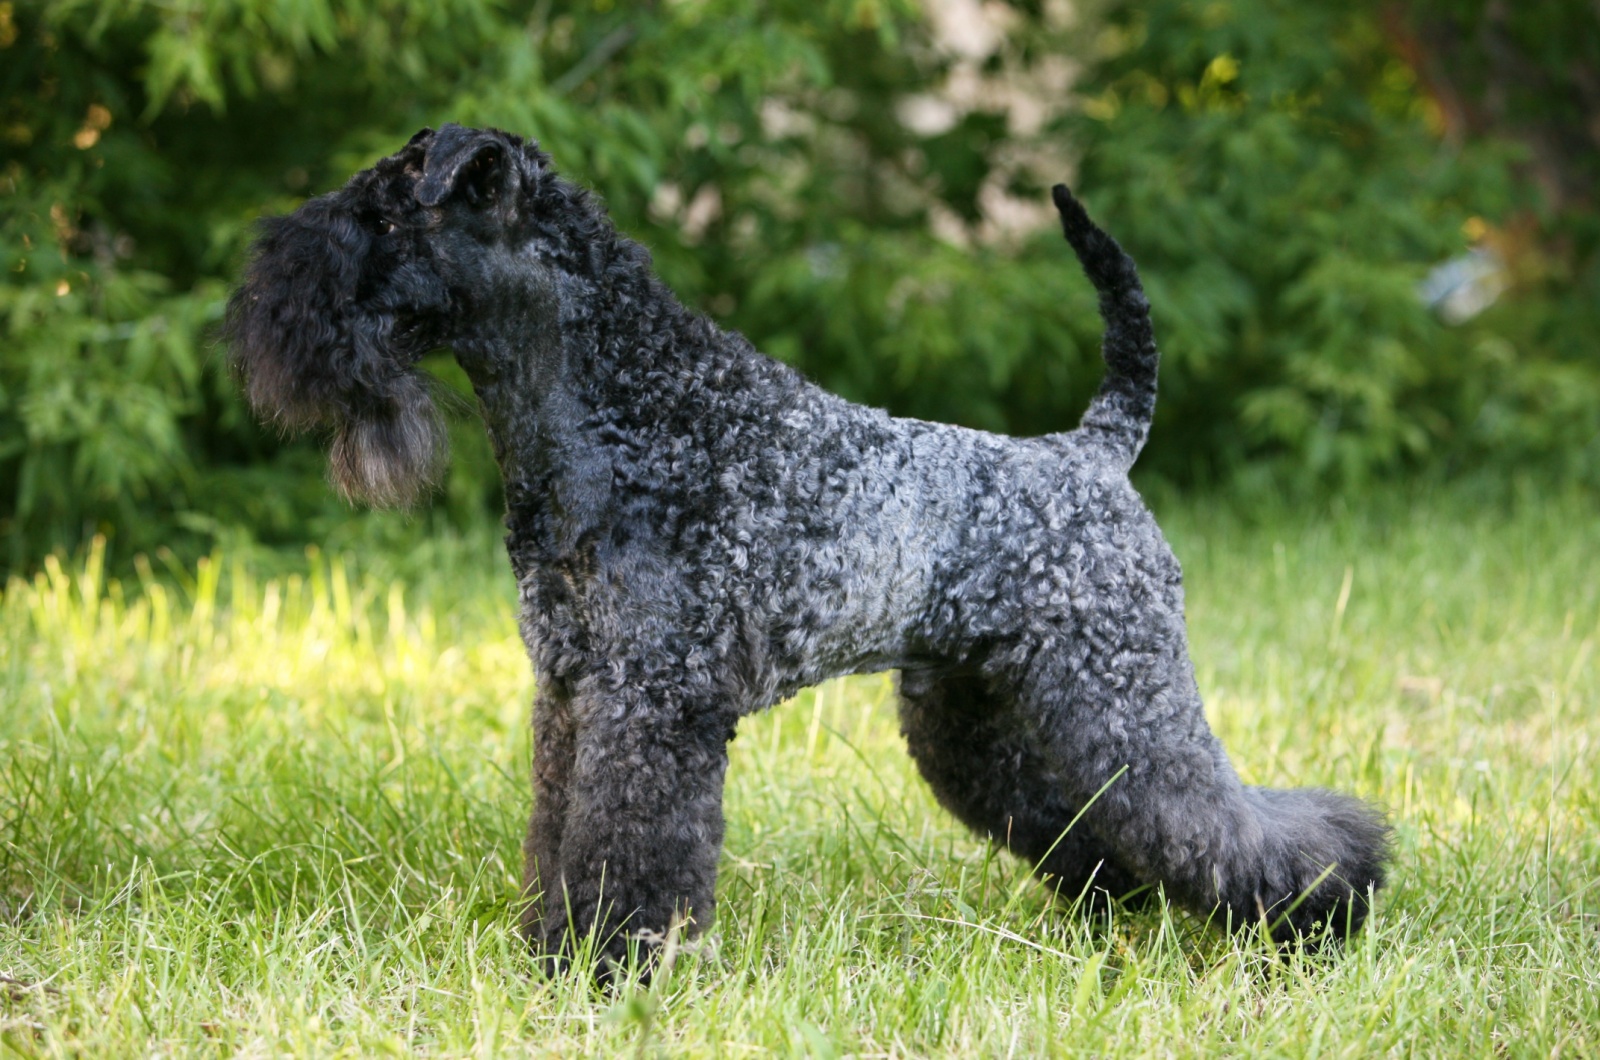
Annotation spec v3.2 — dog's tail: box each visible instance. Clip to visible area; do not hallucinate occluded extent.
[1052,184,1158,469]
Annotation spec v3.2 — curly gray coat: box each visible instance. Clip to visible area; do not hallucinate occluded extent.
[227,124,1389,979]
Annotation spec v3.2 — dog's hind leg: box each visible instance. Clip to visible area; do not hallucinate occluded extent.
[1002,619,1389,944]
[897,665,1149,913]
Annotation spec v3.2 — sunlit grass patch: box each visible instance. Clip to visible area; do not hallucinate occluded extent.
[1,490,1596,1055]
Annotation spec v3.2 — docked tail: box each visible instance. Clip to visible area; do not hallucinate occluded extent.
[1052,184,1158,469]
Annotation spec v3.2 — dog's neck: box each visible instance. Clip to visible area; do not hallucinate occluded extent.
[454,239,710,448]
[451,198,744,559]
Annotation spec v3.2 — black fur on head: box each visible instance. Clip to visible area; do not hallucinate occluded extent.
[224,124,543,507]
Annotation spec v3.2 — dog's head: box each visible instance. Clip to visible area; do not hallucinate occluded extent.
[225,125,547,506]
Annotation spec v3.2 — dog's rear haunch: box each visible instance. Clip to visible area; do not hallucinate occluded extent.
[228,124,1389,982]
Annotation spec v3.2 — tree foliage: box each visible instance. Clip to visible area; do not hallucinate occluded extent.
[1070,0,1599,485]
[1,0,1593,569]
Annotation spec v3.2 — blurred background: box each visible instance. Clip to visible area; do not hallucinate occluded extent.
[3,0,1596,573]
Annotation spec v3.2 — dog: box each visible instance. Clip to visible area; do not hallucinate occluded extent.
[226,124,1389,978]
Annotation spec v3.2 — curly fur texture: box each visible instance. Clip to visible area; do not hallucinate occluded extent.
[228,124,1390,979]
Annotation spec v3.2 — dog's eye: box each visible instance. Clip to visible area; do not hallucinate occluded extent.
[372,217,397,236]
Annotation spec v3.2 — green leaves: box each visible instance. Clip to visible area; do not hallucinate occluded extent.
[2,0,1594,570]
[1070,0,1597,486]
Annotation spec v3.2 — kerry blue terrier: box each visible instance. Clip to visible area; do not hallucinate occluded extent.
[226,124,1389,977]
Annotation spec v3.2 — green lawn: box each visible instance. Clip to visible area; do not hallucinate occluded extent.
[2,489,1596,1056]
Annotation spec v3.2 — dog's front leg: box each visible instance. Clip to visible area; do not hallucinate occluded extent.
[520,679,576,958]
[534,682,733,983]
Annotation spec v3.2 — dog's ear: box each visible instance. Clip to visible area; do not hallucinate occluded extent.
[416,124,509,208]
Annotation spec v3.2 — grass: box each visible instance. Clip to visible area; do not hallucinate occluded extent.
[1,487,1596,1057]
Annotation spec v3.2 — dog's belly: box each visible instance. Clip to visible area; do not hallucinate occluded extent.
[774,571,938,690]
[752,480,953,697]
